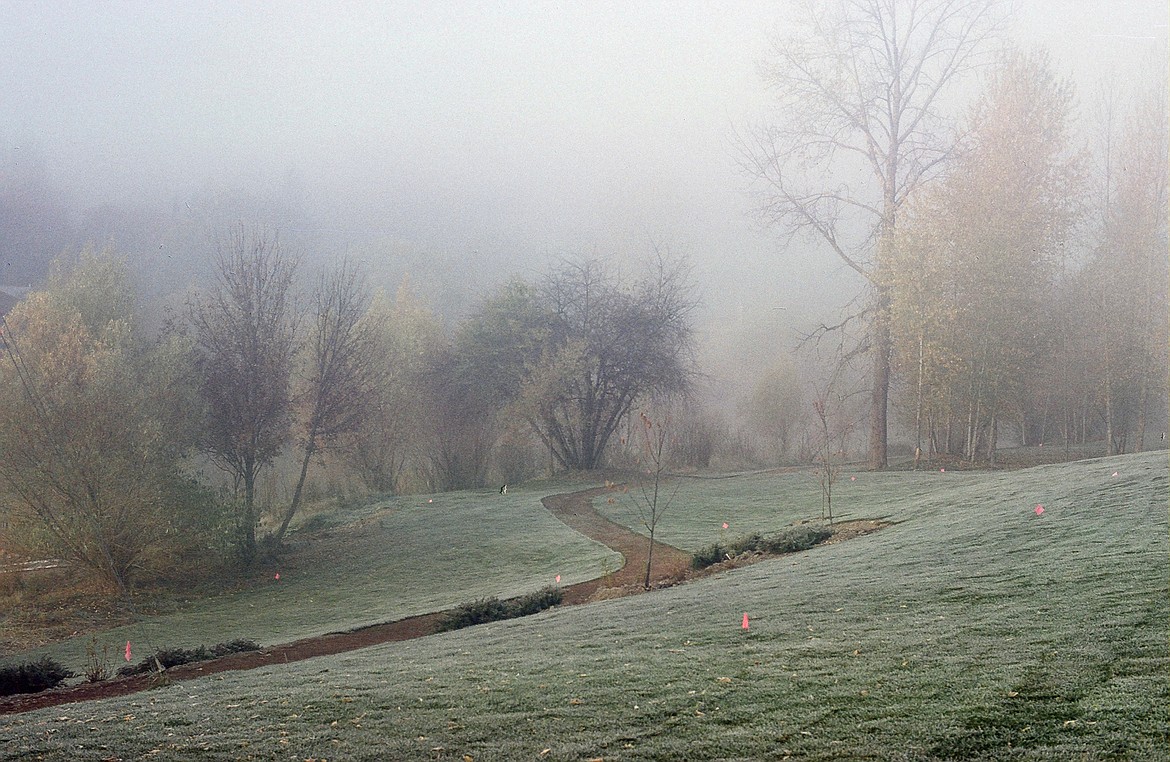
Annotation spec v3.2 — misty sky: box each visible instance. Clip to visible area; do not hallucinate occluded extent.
[1,1,1166,322]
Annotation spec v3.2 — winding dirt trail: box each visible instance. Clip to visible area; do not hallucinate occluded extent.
[540,486,693,603]
[0,485,690,716]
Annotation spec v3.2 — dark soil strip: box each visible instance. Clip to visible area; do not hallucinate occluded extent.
[0,487,888,716]
[540,486,693,604]
[0,485,691,716]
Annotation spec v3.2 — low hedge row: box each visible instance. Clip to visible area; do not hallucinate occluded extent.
[437,586,563,632]
[117,639,262,677]
[692,524,833,570]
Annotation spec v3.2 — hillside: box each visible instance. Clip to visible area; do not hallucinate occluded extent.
[1,453,1167,760]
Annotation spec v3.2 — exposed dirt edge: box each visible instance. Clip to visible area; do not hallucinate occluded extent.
[0,486,888,716]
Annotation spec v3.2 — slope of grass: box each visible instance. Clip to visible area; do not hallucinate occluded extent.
[2,453,1166,760]
[0,484,621,669]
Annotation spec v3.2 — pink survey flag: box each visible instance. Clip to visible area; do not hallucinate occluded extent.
[722,522,728,530]
[940,468,946,473]
[555,574,561,584]
[274,572,280,581]
[1034,505,1045,516]
[850,476,856,481]
[125,641,132,662]
[1112,471,1119,477]
[742,613,749,630]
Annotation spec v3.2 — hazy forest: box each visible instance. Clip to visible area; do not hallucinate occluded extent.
[0,0,1166,599]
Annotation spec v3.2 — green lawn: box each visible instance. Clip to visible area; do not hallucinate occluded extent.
[2,452,1166,760]
[0,484,621,670]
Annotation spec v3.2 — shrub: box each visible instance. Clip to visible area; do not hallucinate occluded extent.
[436,598,510,632]
[691,525,833,570]
[510,586,563,617]
[116,639,261,677]
[692,542,727,570]
[764,524,833,554]
[437,586,563,632]
[84,634,112,683]
[729,532,767,556]
[0,656,75,696]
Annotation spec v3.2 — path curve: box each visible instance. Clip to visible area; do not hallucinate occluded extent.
[0,485,689,715]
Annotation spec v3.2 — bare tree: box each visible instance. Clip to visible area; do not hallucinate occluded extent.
[812,398,837,525]
[631,409,679,589]
[191,226,298,564]
[742,0,1003,469]
[274,258,375,544]
[522,255,697,471]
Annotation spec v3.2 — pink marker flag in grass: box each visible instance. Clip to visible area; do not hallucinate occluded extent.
[125,641,132,662]
[1034,505,1045,516]
[555,575,561,585]
[742,613,750,630]
[722,522,728,530]
[274,573,280,581]
[1112,471,1119,477]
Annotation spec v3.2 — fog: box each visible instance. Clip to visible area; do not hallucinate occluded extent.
[1,1,1165,329]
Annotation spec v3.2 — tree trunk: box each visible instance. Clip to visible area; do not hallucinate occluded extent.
[913,333,924,470]
[241,468,257,564]
[643,529,655,590]
[276,433,318,545]
[868,299,891,470]
[1104,361,1115,456]
[1135,354,1150,452]
[965,382,977,462]
[989,410,998,467]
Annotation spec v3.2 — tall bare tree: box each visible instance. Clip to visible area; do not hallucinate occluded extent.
[274,258,375,544]
[191,226,298,564]
[742,0,1003,469]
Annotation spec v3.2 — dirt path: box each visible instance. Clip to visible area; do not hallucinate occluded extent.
[0,486,887,716]
[540,486,693,603]
[0,485,692,716]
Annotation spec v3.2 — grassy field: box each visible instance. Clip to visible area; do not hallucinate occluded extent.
[0,484,622,669]
[1,452,1166,760]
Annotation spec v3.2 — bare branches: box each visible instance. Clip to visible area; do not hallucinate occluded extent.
[743,0,1003,469]
[190,224,299,563]
[275,257,376,545]
[743,0,1003,267]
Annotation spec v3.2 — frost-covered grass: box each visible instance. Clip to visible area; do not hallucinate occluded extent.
[0,483,621,670]
[2,453,1166,760]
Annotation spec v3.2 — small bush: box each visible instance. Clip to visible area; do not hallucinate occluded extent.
[764,524,833,554]
[691,525,833,570]
[510,586,563,617]
[0,656,75,696]
[437,586,563,632]
[729,532,766,556]
[116,639,261,677]
[84,634,112,683]
[692,543,727,570]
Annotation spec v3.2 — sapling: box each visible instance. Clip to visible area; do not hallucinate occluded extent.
[631,409,680,589]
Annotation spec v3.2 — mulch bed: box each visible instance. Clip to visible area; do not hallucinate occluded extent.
[0,485,887,716]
